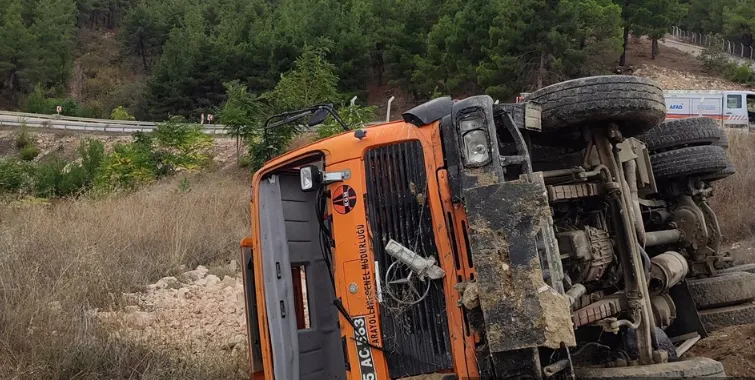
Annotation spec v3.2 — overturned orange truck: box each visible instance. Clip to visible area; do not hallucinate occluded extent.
[241,76,742,379]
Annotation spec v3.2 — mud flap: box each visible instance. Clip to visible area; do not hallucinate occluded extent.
[666,281,709,339]
[462,173,575,378]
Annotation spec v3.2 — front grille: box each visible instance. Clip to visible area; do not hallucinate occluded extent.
[364,141,453,378]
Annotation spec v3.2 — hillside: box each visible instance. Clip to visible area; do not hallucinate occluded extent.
[3,0,745,123]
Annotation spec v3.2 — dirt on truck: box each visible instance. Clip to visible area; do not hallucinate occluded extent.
[239,75,753,379]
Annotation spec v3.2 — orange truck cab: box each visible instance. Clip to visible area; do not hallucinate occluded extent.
[241,96,559,380]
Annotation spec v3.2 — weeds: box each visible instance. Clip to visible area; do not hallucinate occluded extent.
[111,105,136,121]
[0,122,214,198]
[699,49,755,85]
[18,145,39,161]
[711,131,755,242]
[0,171,250,378]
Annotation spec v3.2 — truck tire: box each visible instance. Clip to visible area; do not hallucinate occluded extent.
[638,117,723,153]
[699,302,755,331]
[715,133,729,148]
[525,76,666,136]
[650,145,729,181]
[688,272,755,309]
[701,162,736,182]
[720,263,755,275]
[575,357,725,378]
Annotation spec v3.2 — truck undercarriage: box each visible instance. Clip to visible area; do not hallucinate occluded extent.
[243,75,743,379]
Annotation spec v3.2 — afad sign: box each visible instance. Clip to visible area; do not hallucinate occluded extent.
[669,104,684,110]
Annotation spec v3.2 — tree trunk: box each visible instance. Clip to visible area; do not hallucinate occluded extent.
[139,36,148,71]
[651,37,659,60]
[537,51,546,89]
[620,24,630,66]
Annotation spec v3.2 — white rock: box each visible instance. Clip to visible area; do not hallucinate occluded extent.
[178,288,192,299]
[227,260,238,273]
[205,274,220,286]
[154,280,168,290]
[183,268,208,281]
[196,265,209,275]
[221,276,236,289]
[159,276,180,288]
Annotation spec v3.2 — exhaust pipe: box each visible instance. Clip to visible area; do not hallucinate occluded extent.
[648,251,689,295]
[386,96,395,122]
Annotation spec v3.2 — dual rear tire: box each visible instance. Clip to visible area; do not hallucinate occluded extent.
[637,117,735,182]
[526,77,736,183]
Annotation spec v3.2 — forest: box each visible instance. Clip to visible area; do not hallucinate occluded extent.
[0,0,747,122]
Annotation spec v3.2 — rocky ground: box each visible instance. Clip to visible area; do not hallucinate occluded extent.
[94,263,250,369]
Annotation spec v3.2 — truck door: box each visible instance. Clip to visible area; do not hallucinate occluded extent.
[724,91,748,128]
[747,92,755,129]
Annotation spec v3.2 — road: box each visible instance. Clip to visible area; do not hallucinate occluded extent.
[660,37,755,70]
[0,110,227,135]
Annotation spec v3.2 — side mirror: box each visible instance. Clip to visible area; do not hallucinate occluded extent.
[308,108,329,126]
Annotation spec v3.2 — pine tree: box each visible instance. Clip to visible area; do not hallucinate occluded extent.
[478,0,622,98]
[0,0,36,101]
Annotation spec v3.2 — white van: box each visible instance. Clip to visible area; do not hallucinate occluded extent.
[664,90,755,128]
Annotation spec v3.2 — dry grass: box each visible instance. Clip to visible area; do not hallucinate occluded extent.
[711,131,755,243]
[0,169,251,379]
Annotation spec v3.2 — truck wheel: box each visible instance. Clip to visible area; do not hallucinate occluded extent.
[720,263,755,275]
[715,133,729,148]
[525,75,666,136]
[701,162,737,182]
[688,272,755,309]
[650,145,729,181]
[638,117,723,153]
[699,302,755,331]
[575,357,725,378]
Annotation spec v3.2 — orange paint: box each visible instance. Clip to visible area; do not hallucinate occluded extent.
[245,121,479,379]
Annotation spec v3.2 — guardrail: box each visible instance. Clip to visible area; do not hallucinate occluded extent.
[0,110,228,135]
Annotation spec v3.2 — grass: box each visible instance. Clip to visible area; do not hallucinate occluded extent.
[711,131,755,243]
[0,169,250,379]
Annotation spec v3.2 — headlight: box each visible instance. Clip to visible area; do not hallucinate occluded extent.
[463,130,490,166]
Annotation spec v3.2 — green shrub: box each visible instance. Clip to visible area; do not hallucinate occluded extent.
[111,106,136,121]
[153,120,213,171]
[0,159,31,194]
[700,49,732,74]
[24,86,50,115]
[94,143,159,192]
[727,64,755,84]
[19,145,39,161]
[23,87,96,117]
[79,138,105,184]
[14,127,32,149]
[700,49,755,85]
